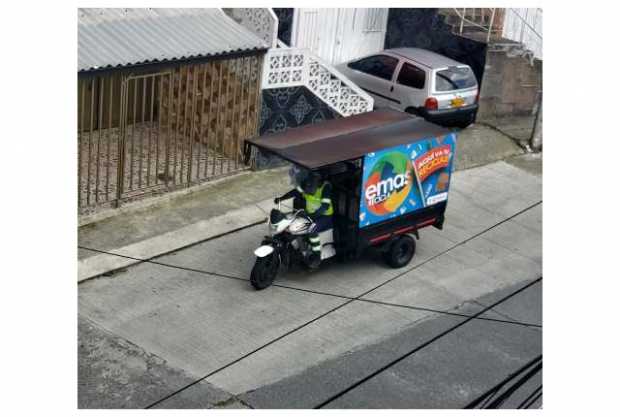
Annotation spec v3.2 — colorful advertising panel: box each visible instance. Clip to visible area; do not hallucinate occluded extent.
[358,133,456,228]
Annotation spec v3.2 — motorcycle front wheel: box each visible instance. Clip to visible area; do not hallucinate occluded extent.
[250,253,280,290]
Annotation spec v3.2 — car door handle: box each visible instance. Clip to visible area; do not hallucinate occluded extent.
[390,86,394,92]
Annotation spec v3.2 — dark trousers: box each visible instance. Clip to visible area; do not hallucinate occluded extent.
[311,215,333,233]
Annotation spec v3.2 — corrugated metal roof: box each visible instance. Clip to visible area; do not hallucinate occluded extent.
[78,8,268,72]
[246,110,451,169]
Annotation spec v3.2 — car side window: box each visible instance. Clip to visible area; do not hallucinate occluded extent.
[397,63,426,89]
[348,55,399,81]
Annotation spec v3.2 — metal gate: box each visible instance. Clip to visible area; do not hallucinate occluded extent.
[78,55,263,214]
[116,71,173,203]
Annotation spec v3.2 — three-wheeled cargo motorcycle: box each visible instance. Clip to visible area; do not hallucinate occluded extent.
[244,109,457,290]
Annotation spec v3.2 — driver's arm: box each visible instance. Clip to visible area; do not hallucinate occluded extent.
[274,188,301,203]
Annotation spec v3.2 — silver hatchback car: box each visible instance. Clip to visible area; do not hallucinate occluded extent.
[337,47,479,127]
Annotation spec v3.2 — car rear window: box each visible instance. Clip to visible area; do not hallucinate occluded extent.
[397,63,425,89]
[348,55,399,81]
[434,67,477,91]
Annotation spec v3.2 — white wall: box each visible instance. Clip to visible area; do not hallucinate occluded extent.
[292,8,388,65]
[502,8,543,60]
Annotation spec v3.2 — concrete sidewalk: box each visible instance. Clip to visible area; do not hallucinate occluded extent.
[78,122,523,268]
[78,156,542,409]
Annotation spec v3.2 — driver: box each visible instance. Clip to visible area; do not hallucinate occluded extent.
[274,170,333,267]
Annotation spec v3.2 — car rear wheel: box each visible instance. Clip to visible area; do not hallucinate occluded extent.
[384,235,416,268]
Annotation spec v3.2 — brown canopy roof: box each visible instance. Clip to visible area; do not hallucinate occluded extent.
[246,109,452,169]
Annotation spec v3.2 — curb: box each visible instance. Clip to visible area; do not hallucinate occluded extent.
[476,121,531,153]
[78,204,268,283]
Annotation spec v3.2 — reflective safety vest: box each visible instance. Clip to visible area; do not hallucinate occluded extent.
[297,183,334,216]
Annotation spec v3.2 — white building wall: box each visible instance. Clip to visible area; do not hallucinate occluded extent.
[292,8,388,65]
[502,8,543,60]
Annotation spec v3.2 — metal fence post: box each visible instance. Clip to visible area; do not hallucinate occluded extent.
[530,91,542,151]
[487,8,496,43]
[115,77,127,207]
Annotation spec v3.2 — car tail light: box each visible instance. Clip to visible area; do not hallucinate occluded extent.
[424,97,438,110]
[475,89,480,103]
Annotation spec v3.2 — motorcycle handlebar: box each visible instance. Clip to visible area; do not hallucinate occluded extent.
[273,200,312,222]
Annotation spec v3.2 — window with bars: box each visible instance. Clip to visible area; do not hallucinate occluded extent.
[363,8,387,32]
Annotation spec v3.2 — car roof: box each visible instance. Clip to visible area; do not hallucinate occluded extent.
[384,48,467,69]
[245,109,451,170]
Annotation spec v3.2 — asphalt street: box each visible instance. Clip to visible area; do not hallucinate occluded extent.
[78,159,542,409]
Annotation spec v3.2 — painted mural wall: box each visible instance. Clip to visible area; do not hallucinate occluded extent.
[256,86,338,168]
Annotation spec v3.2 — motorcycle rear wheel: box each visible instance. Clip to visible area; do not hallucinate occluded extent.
[250,253,280,290]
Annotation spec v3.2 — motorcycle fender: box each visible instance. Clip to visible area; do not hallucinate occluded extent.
[254,245,274,258]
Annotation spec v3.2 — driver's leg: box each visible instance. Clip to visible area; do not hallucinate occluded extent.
[314,215,333,232]
[308,233,321,254]
[307,216,331,264]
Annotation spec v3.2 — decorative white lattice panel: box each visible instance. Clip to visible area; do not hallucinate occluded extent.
[231,8,372,116]
[232,8,278,48]
[303,54,374,117]
[262,48,373,117]
[262,49,306,89]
